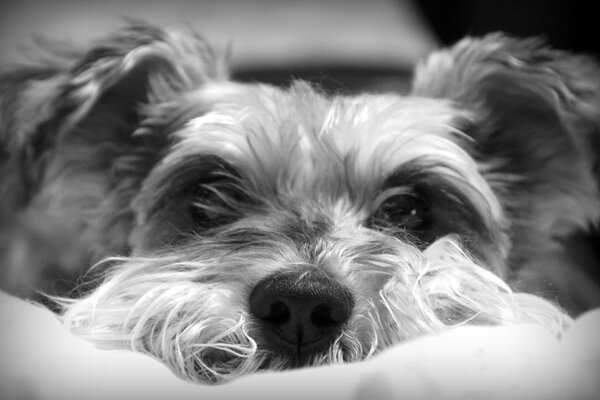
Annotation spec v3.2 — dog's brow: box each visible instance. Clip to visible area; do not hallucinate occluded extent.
[381,159,441,190]
[195,155,240,181]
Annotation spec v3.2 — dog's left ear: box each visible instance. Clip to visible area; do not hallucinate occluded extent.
[2,23,227,209]
[411,34,600,308]
[0,23,227,297]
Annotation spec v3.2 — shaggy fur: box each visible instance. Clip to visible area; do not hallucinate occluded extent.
[0,24,598,383]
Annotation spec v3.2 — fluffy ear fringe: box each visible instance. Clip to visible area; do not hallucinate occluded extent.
[13,22,228,141]
[411,33,600,311]
[0,21,230,211]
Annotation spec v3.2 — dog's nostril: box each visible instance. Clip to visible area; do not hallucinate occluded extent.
[268,301,290,324]
[249,269,354,358]
[311,304,336,327]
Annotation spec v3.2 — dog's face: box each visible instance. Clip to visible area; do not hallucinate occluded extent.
[125,83,512,378]
[2,25,599,382]
[133,81,506,263]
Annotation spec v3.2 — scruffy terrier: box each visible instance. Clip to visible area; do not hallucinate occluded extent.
[1,23,599,383]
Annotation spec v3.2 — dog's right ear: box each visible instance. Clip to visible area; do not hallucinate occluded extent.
[0,23,228,297]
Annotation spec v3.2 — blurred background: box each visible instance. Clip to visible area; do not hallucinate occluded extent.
[0,0,597,94]
[418,1,597,56]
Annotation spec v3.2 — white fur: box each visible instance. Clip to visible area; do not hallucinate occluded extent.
[62,236,570,383]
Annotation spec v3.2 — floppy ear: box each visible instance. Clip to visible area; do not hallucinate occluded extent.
[0,23,227,298]
[411,34,600,311]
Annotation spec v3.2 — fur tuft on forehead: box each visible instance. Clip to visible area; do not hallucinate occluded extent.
[143,81,493,201]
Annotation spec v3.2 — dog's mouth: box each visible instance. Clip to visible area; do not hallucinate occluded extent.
[191,327,351,382]
[259,328,343,366]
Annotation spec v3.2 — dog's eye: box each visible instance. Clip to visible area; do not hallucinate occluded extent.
[370,189,430,233]
[190,182,244,229]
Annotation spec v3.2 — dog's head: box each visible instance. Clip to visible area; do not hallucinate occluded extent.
[3,24,599,382]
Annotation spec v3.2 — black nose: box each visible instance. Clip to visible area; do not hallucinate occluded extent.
[249,269,354,359]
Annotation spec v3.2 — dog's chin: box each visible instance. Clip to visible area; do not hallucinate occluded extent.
[192,330,362,382]
[60,236,570,384]
[184,326,351,382]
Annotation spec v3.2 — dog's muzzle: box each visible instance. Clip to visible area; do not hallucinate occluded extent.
[249,269,354,360]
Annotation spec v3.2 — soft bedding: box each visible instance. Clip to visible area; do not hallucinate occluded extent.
[1,291,598,400]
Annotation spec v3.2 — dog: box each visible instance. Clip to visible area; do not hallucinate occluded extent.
[1,23,599,383]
